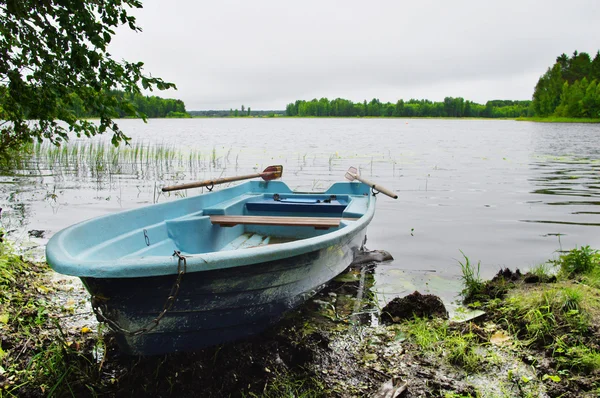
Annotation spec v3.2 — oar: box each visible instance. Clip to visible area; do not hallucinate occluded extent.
[162,165,283,192]
[345,166,398,199]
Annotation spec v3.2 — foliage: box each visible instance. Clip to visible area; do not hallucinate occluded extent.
[531,50,600,118]
[556,245,599,277]
[0,0,176,159]
[285,97,531,118]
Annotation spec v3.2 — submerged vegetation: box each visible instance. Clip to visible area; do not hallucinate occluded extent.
[1,232,599,396]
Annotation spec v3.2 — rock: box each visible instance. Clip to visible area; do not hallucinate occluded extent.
[352,249,393,266]
[28,230,45,238]
[380,291,448,324]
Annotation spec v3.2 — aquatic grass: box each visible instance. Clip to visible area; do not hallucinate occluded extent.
[18,140,208,182]
[458,251,484,302]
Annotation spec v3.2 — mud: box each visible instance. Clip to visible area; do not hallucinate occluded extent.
[380,291,448,323]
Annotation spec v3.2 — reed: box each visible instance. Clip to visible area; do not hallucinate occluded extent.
[16,141,207,182]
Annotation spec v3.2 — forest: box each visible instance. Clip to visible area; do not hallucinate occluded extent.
[531,50,600,118]
[285,97,531,118]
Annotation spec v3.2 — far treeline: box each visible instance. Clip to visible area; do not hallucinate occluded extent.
[69,90,190,119]
[286,50,600,120]
[285,97,530,118]
[189,109,285,117]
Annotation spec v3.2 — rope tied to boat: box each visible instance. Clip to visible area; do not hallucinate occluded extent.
[91,251,187,336]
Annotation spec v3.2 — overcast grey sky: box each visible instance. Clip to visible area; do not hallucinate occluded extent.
[109,0,600,111]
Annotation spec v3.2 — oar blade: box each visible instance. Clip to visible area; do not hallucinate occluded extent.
[262,165,283,181]
[344,166,358,181]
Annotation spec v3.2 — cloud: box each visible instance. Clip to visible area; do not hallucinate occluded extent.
[109,0,600,109]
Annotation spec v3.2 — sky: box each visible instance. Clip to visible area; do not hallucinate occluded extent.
[109,0,600,111]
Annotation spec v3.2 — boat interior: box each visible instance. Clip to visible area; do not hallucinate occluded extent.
[75,192,369,261]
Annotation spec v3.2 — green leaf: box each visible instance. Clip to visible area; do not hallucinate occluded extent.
[542,374,561,383]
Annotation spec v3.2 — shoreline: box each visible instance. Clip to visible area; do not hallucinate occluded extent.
[0,238,598,396]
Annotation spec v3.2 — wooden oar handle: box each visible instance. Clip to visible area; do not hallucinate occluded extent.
[162,172,261,192]
[353,174,398,199]
[162,165,283,192]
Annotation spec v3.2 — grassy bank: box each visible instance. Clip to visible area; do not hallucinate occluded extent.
[516,116,600,123]
[1,234,599,396]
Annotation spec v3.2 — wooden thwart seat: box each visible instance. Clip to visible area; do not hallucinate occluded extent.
[210,215,355,229]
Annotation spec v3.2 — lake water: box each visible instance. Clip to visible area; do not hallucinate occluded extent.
[2,118,600,306]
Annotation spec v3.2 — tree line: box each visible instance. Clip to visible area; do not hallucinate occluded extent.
[532,50,600,118]
[189,109,285,117]
[285,97,531,118]
[68,91,189,118]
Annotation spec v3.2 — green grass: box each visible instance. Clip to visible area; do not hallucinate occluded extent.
[403,318,485,373]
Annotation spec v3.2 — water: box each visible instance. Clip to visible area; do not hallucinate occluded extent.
[2,118,600,306]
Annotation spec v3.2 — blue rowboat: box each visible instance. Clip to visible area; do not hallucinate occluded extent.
[46,178,380,355]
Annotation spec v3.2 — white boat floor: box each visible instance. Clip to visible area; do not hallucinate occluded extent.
[219,233,296,251]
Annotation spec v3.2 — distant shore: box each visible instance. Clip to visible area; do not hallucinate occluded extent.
[516,116,600,123]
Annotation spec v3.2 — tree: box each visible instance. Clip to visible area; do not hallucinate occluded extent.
[591,51,600,81]
[532,63,563,116]
[0,0,175,158]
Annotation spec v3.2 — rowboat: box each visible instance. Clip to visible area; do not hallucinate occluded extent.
[46,166,396,355]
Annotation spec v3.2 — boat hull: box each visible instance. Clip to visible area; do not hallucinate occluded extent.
[84,229,366,355]
[46,180,377,355]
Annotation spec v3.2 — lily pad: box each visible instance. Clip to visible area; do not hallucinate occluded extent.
[450,308,486,323]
